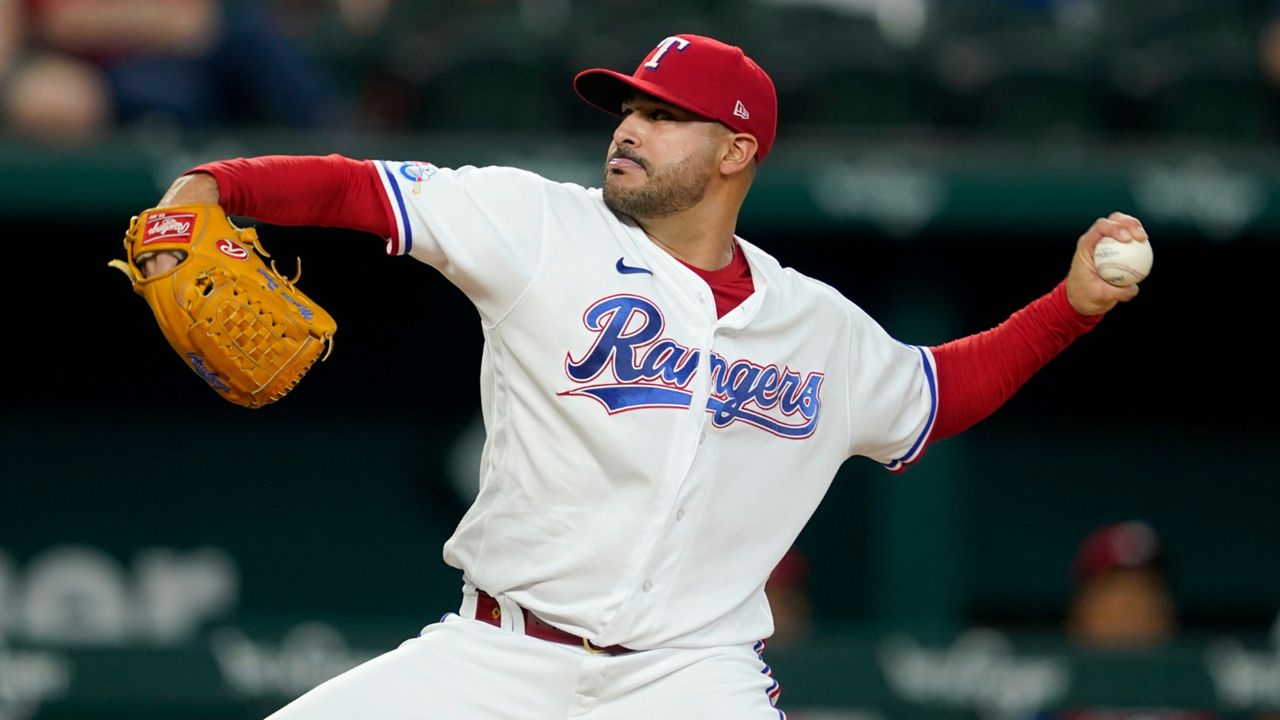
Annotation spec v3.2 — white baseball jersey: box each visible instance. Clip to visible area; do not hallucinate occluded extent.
[374,160,937,651]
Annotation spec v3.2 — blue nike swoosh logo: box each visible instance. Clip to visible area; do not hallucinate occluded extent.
[616,257,653,275]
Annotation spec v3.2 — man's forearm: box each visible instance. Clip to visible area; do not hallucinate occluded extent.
[181,154,392,237]
[928,281,1104,441]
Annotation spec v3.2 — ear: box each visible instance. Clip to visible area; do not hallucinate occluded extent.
[719,133,758,176]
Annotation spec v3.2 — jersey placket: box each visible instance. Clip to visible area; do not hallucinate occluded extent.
[592,254,725,646]
[628,263,771,637]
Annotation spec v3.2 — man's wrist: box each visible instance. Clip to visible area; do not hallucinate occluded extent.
[157,172,220,208]
[1052,281,1105,330]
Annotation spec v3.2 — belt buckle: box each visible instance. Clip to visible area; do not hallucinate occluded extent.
[582,637,608,654]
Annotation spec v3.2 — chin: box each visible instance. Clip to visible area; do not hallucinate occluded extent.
[602,174,636,198]
[601,186,634,216]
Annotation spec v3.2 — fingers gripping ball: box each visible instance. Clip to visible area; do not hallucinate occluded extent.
[1093,237,1153,287]
[110,204,336,408]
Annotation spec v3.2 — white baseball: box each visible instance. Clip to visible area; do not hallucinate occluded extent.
[1093,237,1153,287]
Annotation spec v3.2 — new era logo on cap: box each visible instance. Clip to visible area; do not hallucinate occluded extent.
[573,34,778,162]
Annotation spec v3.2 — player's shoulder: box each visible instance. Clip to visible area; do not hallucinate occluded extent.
[381,161,593,199]
[438,164,557,189]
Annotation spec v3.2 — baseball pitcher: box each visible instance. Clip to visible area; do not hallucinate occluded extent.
[117,33,1147,720]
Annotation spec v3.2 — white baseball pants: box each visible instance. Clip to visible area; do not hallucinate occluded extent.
[267,601,786,719]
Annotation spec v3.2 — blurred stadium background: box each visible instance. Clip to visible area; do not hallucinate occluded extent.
[2,0,1279,718]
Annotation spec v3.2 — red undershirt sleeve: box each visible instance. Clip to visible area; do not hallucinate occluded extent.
[187,154,393,238]
[927,281,1104,442]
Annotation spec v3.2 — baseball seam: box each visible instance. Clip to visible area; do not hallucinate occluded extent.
[1096,262,1146,280]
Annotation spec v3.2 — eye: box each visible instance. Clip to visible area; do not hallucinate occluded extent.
[652,109,674,121]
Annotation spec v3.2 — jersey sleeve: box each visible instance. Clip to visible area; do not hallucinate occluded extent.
[373,161,547,325]
[844,307,938,471]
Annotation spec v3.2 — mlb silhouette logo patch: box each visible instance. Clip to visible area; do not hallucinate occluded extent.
[399,161,436,183]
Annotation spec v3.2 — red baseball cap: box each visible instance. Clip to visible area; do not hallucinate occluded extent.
[574,34,778,162]
[1071,521,1165,584]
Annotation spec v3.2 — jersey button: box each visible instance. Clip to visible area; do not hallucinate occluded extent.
[676,509,686,521]
[642,580,653,593]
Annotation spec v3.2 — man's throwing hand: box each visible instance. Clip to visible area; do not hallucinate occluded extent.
[1065,212,1149,316]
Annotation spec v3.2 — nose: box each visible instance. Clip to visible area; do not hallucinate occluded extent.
[612,112,643,149]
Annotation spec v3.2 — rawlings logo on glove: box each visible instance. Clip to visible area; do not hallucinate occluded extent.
[110,203,336,408]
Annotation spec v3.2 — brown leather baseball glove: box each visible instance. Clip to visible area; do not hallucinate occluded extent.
[110,203,336,408]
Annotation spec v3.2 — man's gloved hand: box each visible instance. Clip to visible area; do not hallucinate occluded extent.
[110,203,336,408]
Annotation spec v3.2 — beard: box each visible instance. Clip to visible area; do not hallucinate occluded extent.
[602,149,714,220]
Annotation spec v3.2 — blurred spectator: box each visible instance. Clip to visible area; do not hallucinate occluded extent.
[0,0,21,77]
[1066,521,1177,650]
[766,547,814,646]
[1,0,112,145]
[1039,523,1218,720]
[1260,1,1280,90]
[1,0,335,145]
[2,52,112,145]
[334,0,392,37]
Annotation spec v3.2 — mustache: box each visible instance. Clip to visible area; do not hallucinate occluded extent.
[609,147,649,171]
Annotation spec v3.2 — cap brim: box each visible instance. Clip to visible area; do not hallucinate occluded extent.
[573,68,718,124]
